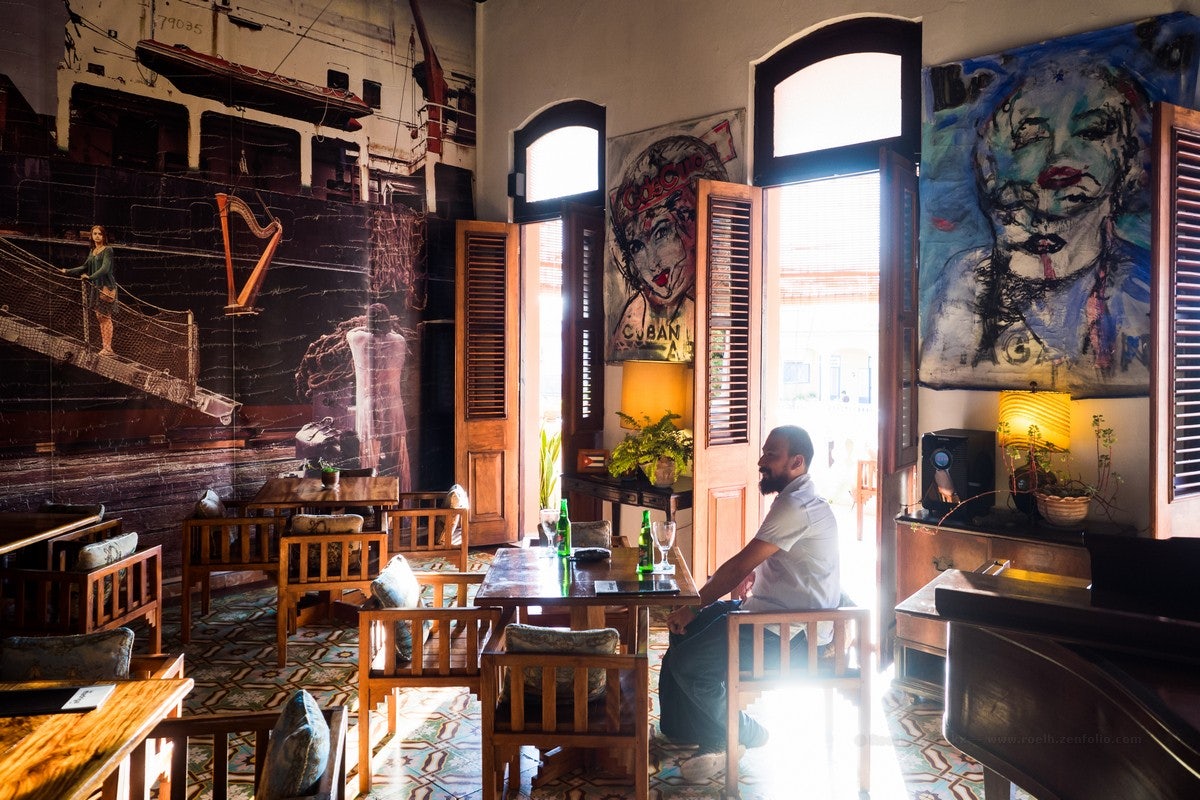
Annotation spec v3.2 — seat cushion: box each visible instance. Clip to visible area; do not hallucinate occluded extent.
[436,484,470,545]
[74,531,138,571]
[370,554,429,660]
[0,628,134,680]
[504,624,620,701]
[257,689,330,800]
[193,489,226,519]
[291,514,364,534]
[570,520,613,549]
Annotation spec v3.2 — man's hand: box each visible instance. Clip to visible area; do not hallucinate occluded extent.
[733,572,756,601]
[666,605,698,635]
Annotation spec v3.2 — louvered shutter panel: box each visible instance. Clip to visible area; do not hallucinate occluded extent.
[1153,103,1200,537]
[456,221,520,545]
[561,206,606,477]
[464,231,508,418]
[705,196,753,446]
[691,180,762,580]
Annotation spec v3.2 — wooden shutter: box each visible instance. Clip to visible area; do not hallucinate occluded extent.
[877,149,921,666]
[1152,103,1200,538]
[455,220,520,545]
[691,179,762,580]
[561,205,606,491]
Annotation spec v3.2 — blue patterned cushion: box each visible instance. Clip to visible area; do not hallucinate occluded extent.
[74,531,138,571]
[370,554,429,661]
[257,689,330,800]
[505,624,620,701]
[0,628,134,680]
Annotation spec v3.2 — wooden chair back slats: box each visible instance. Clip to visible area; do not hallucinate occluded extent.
[0,545,162,653]
[479,607,650,800]
[725,604,872,796]
[356,570,502,794]
[277,530,387,666]
[382,505,469,571]
[180,510,286,644]
[151,706,347,800]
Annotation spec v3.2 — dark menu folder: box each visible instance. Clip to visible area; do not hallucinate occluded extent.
[594,578,680,595]
[0,684,116,717]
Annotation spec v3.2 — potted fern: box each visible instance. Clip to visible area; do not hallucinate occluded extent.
[607,411,693,487]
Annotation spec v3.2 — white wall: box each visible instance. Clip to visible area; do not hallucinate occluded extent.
[476,0,1189,534]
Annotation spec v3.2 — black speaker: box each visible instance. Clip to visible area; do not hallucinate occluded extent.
[920,428,995,520]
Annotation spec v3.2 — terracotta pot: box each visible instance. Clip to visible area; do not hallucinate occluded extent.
[321,469,340,488]
[651,457,676,488]
[1035,492,1090,527]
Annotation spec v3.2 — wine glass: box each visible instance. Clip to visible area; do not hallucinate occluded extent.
[651,520,676,573]
[539,508,560,552]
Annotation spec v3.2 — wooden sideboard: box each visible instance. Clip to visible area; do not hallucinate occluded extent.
[892,510,1130,701]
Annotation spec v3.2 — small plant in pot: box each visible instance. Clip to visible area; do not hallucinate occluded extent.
[607,411,693,487]
[305,458,341,488]
[1002,416,1121,526]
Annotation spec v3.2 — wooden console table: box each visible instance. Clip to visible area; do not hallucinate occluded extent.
[561,473,692,538]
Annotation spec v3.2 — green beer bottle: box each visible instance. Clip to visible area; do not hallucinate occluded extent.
[556,498,572,558]
[637,510,653,574]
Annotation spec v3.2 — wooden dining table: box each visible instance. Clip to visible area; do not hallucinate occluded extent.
[475,544,700,631]
[0,511,104,558]
[0,677,193,800]
[249,476,399,514]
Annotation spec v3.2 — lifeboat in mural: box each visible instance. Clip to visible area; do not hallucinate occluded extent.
[134,39,372,132]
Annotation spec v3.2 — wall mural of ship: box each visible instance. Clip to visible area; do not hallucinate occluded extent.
[0,0,477,571]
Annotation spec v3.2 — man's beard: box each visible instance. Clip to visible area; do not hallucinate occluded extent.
[759,472,789,495]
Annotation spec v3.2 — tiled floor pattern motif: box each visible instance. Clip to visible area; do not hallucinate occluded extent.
[153,546,1031,800]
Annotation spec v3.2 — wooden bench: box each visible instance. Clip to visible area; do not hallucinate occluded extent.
[0,545,163,653]
[356,570,502,793]
[180,505,285,644]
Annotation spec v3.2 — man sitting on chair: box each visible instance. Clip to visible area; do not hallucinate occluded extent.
[658,424,841,782]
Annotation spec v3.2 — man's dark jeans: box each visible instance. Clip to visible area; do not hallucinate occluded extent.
[658,600,809,749]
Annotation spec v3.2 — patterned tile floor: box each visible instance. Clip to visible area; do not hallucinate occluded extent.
[150,545,1031,800]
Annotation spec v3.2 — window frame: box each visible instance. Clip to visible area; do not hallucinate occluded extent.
[511,100,605,223]
[753,17,921,186]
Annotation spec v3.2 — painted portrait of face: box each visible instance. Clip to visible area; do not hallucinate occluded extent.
[611,135,728,316]
[974,65,1147,280]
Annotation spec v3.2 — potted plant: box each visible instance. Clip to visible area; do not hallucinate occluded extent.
[306,458,341,488]
[607,411,693,487]
[1001,415,1121,526]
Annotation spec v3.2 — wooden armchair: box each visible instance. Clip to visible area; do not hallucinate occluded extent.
[356,570,503,793]
[277,520,388,666]
[724,600,872,797]
[382,498,469,571]
[480,607,650,800]
[150,696,348,800]
[0,544,162,653]
[180,504,285,644]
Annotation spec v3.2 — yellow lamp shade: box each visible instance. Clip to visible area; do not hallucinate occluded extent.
[619,361,692,429]
[998,389,1070,452]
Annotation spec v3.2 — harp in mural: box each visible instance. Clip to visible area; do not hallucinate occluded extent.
[217,192,283,316]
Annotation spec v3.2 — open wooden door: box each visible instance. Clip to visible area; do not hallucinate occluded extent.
[455,221,520,545]
[691,179,763,581]
[878,149,921,666]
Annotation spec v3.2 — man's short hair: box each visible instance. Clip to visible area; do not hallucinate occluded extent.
[773,425,814,466]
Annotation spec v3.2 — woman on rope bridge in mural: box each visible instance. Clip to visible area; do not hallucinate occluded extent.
[62,225,118,356]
